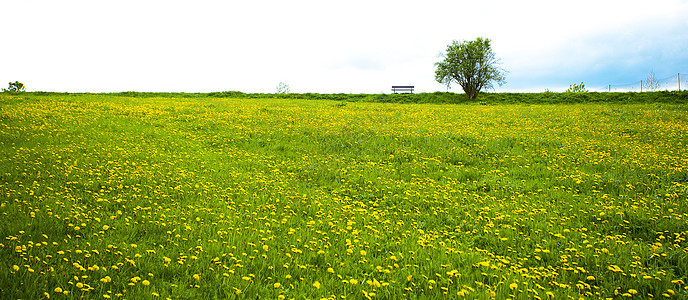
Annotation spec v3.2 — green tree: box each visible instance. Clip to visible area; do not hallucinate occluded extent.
[434,37,506,99]
[566,82,588,93]
[276,82,290,94]
[642,71,660,92]
[2,81,26,92]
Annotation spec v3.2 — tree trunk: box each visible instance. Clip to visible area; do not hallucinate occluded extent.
[462,84,479,99]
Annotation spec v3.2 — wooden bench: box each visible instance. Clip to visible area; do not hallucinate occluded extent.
[391,85,414,94]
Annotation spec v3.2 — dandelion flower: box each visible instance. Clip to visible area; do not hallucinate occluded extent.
[273,282,281,288]
[54,287,63,293]
[510,283,518,290]
[142,280,150,286]
[313,281,321,289]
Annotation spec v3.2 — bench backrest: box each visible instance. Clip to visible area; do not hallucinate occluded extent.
[392,86,414,93]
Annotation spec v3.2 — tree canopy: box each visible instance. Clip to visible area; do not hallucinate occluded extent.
[3,81,26,92]
[435,37,506,99]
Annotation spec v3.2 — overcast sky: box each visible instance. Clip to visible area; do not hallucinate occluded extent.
[3,0,688,93]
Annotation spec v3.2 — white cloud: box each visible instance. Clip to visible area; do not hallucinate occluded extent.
[2,0,687,93]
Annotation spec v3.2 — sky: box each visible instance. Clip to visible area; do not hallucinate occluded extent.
[2,0,688,93]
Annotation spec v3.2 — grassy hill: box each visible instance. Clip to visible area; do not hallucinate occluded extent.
[1,92,687,299]
[17,90,688,104]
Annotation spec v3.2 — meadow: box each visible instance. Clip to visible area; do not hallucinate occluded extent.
[1,93,687,299]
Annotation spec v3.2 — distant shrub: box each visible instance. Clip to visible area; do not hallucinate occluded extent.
[276,82,290,94]
[643,72,660,92]
[3,81,26,92]
[566,82,588,93]
[207,91,247,98]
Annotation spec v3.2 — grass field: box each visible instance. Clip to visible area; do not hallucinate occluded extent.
[1,93,687,299]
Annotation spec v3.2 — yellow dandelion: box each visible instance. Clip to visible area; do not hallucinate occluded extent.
[142,280,150,286]
[273,282,281,288]
[54,287,63,293]
[12,265,19,271]
[327,267,334,273]
[350,279,358,285]
[313,281,321,289]
[510,283,518,290]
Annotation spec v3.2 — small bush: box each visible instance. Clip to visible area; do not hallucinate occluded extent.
[3,81,26,92]
[566,82,588,93]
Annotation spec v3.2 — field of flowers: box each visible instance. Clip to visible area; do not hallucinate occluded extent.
[1,93,687,299]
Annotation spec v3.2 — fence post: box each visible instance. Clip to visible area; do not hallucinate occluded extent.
[640,80,643,92]
[679,73,681,91]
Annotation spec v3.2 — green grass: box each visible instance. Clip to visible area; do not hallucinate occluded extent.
[1,93,687,299]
